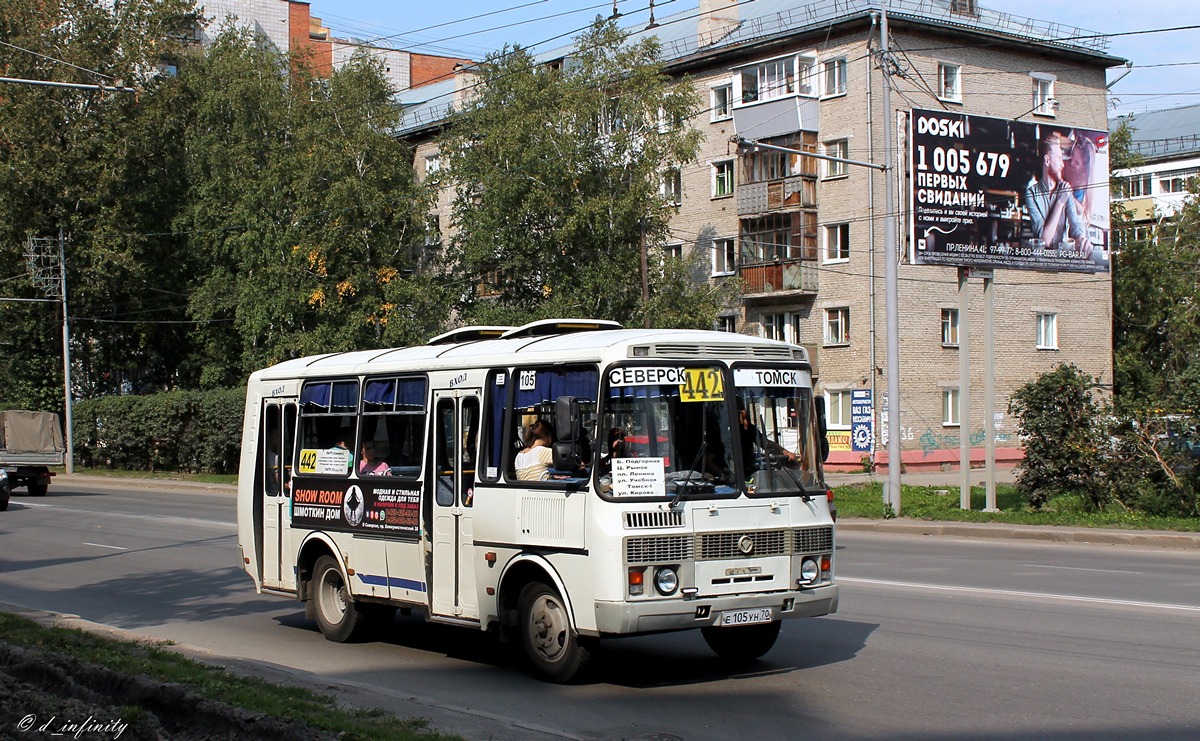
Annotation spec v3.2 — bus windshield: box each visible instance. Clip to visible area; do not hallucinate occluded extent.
[734,372,821,496]
[598,365,737,498]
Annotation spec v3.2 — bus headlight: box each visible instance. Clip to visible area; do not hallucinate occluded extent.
[655,566,679,596]
[799,557,820,586]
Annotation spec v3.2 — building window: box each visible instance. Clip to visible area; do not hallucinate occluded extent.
[824,307,850,345]
[950,0,978,15]
[717,315,736,333]
[740,57,793,103]
[938,63,961,102]
[424,154,441,179]
[711,84,732,121]
[1036,313,1058,350]
[823,58,847,97]
[827,390,852,429]
[661,168,682,205]
[712,237,736,276]
[943,388,960,427]
[1032,75,1056,116]
[762,312,802,344]
[1119,173,1153,198]
[762,313,785,342]
[824,139,849,178]
[425,214,441,247]
[662,243,682,261]
[712,160,735,197]
[1160,171,1197,194]
[824,223,850,262]
[941,308,959,347]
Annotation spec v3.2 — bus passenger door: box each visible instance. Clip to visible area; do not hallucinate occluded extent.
[260,399,296,590]
[430,390,480,621]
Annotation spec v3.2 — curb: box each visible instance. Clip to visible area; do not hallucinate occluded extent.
[55,474,236,493]
[837,517,1200,550]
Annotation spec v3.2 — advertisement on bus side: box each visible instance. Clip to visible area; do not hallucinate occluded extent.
[290,479,421,535]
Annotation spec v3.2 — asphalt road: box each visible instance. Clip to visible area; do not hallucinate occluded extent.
[1,479,1198,740]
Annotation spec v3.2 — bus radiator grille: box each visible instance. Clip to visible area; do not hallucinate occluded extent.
[792,526,834,554]
[626,535,694,564]
[623,510,685,529]
[697,529,788,560]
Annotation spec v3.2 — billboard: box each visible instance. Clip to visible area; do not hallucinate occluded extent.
[909,108,1110,273]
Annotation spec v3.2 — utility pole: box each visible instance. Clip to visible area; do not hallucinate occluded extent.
[23,232,74,474]
[880,4,902,514]
[735,9,903,511]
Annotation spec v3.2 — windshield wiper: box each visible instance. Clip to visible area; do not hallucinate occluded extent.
[670,441,707,508]
[755,412,813,501]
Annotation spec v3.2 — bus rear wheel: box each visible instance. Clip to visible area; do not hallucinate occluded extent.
[312,555,365,642]
[702,621,781,664]
[518,581,592,683]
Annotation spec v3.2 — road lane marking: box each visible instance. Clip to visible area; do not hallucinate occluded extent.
[82,542,128,551]
[20,500,234,529]
[839,576,1200,613]
[1023,563,1141,575]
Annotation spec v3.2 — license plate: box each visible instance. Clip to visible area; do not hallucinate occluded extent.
[718,607,773,627]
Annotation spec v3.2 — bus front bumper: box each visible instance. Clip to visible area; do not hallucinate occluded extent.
[591,583,839,636]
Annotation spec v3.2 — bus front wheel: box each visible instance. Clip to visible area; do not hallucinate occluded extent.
[701,621,781,664]
[518,581,592,683]
[312,555,364,642]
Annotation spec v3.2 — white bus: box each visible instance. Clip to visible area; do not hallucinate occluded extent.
[237,319,838,681]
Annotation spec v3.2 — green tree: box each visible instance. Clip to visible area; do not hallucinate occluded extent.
[1009,363,1109,510]
[1111,121,1200,411]
[178,31,441,387]
[0,0,200,406]
[440,19,718,328]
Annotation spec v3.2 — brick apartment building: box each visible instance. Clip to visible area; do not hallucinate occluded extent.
[399,0,1122,472]
[195,0,468,92]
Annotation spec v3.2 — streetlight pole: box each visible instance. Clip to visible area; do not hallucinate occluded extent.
[881,4,902,513]
[59,227,75,475]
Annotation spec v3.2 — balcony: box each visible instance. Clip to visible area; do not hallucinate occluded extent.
[739,258,818,300]
[737,175,816,216]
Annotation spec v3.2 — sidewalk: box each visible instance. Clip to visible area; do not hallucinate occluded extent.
[826,468,1017,488]
[826,469,1199,550]
[54,473,236,493]
[837,517,1200,550]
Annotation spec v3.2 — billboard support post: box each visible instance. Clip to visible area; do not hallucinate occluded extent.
[984,274,998,511]
[959,268,971,509]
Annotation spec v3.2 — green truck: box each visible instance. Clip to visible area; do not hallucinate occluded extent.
[0,410,64,510]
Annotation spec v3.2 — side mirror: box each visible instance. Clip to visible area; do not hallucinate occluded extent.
[814,396,830,462]
[555,396,582,443]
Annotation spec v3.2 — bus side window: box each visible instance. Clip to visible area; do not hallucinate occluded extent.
[435,399,455,506]
[360,376,427,479]
[462,397,480,506]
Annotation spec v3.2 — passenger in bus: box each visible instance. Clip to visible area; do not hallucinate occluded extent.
[358,440,391,476]
[737,397,797,474]
[515,419,556,480]
[598,427,629,475]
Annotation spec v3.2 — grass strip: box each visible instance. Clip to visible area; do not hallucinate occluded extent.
[0,612,459,740]
[834,482,1200,532]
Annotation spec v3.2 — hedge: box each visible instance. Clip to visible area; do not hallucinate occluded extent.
[73,389,245,474]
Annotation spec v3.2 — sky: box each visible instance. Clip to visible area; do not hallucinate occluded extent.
[307,0,1200,118]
